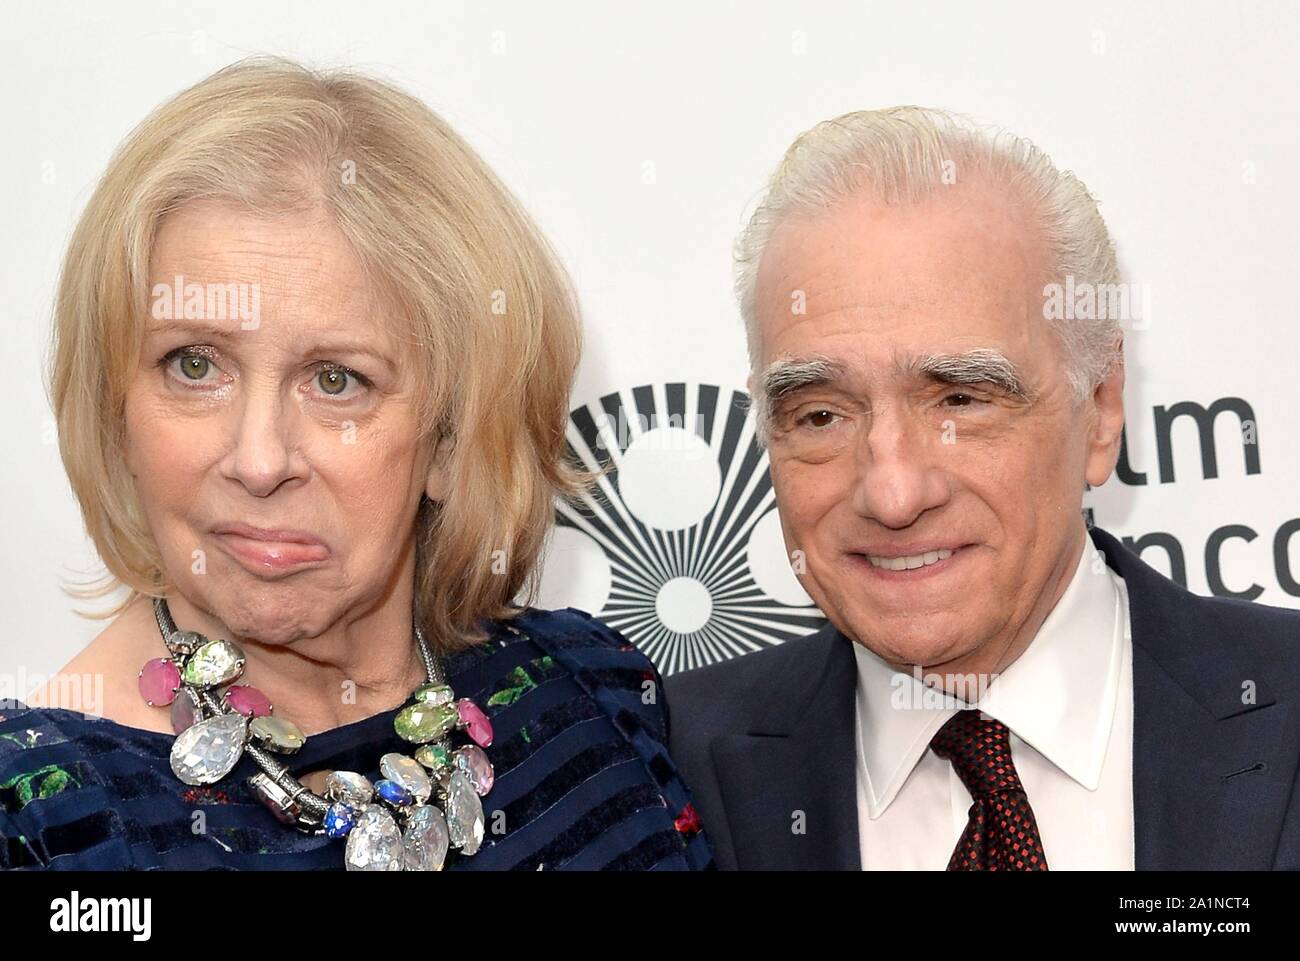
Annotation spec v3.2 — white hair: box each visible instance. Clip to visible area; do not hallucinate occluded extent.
[735,106,1123,418]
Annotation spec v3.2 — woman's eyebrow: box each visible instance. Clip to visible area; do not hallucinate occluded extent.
[144,320,397,373]
[144,318,248,342]
[302,340,398,374]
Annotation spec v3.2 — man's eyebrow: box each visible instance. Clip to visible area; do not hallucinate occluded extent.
[759,356,846,407]
[903,348,1033,400]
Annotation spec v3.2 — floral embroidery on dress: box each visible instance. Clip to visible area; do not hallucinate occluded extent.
[486,656,559,708]
[181,786,232,805]
[1,763,82,810]
[1,728,45,751]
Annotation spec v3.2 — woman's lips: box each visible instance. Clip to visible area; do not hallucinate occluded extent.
[212,524,330,570]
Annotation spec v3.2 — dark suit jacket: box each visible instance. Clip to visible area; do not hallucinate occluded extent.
[664,525,1300,869]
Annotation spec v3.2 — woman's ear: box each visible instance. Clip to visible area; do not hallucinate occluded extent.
[424,431,455,503]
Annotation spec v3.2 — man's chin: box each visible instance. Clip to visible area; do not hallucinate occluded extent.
[836,614,984,671]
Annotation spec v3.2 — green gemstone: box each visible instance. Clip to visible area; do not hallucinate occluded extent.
[181,639,246,688]
[394,703,457,744]
[249,715,306,754]
[413,683,454,706]
[415,743,451,773]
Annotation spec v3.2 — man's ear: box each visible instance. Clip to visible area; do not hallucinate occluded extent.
[1084,342,1126,488]
[424,431,455,503]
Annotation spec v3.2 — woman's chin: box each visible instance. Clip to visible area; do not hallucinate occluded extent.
[195,597,323,646]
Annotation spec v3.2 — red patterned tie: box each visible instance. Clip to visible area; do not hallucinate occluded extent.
[929,709,1049,871]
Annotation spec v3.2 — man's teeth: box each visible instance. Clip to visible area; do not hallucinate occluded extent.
[866,548,954,571]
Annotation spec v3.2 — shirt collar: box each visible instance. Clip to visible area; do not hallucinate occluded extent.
[854,534,1126,818]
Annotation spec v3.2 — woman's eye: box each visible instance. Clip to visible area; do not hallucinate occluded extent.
[179,355,210,380]
[163,349,217,384]
[314,365,369,399]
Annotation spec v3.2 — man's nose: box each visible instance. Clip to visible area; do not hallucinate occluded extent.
[221,386,302,497]
[848,407,950,528]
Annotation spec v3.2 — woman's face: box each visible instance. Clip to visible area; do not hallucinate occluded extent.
[124,201,441,643]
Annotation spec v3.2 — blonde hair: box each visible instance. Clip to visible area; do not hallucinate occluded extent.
[734,106,1123,406]
[48,56,584,652]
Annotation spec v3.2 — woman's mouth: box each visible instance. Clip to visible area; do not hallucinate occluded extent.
[212,523,330,571]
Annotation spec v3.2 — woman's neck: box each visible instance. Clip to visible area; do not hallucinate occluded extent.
[155,587,428,736]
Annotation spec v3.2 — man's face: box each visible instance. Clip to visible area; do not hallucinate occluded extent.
[753,180,1123,672]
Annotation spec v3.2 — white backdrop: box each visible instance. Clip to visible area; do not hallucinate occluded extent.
[3,0,1297,683]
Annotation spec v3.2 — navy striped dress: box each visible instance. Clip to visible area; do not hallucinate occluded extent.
[0,607,714,870]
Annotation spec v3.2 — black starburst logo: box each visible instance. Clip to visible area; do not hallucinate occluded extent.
[541,382,826,675]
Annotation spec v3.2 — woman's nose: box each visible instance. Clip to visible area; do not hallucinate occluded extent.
[221,386,302,497]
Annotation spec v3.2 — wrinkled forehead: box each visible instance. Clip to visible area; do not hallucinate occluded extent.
[751,187,1054,375]
[145,200,410,349]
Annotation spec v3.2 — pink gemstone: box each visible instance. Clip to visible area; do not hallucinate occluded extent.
[224,684,272,718]
[138,657,180,706]
[455,744,495,795]
[170,689,202,734]
[457,698,493,747]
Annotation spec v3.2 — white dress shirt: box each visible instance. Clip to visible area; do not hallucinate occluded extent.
[853,535,1136,869]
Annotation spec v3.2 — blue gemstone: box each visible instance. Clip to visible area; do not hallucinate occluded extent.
[375,779,413,806]
[324,801,356,838]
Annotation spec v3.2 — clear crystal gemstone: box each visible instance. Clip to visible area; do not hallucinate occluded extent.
[413,683,455,706]
[169,712,247,785]
[345,806,405,871]
[446,771,485,855]
[166,629,205,658]
[324,770,374,806]
[403,804,450,871]
[380,753,432,803]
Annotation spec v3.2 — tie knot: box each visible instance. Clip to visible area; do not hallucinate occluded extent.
[930,709,1025,797]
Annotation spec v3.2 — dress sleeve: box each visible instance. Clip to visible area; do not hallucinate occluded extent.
[1,802,48,869]
[0,700,126,870]
[526,609,716,870]
[0,701,51,869]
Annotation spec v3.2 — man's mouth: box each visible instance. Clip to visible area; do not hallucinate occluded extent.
[864,548,955,571]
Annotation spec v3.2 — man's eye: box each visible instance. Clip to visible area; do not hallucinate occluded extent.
[798,409,840,429]
[942,392,985,408]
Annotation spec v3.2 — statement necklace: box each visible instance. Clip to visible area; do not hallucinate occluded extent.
[139,596,495,871]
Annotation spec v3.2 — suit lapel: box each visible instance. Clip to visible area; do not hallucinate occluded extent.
[1091,525,1297,869]
[709,626,860,870]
